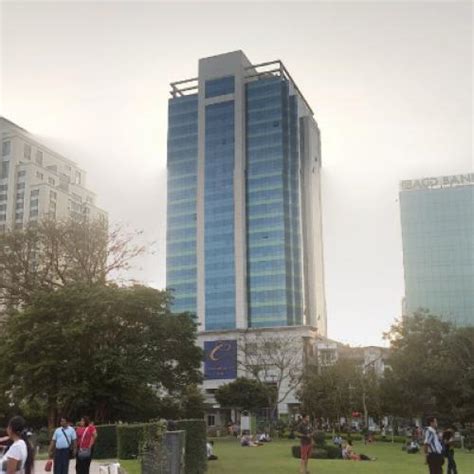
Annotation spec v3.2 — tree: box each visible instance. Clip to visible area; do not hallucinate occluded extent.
[215,378,274,413]
[0,218,145,307]
[180,384,206,419]
[237,332,304,417]
[299,358,359,423]
[0,284,202,427]
[381,310,474,423]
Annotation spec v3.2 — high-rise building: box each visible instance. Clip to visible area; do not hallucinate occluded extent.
[400,173,474,326]
[0,117,106,231]
[166,50,326,336]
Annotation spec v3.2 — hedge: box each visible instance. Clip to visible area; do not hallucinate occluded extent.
[94,425,118,459]
[117,423,155,460]
[291,446,330,459]
[176,419,207,474]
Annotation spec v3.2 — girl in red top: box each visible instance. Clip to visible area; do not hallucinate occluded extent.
[75,417,97,474]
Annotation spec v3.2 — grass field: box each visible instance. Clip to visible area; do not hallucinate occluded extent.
[119,438,473,474]
[205,438,473,474]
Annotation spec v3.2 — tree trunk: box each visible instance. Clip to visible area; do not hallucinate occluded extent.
[47,396,57,430]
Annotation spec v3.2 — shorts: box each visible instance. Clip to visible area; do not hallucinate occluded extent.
[301,444,312,461]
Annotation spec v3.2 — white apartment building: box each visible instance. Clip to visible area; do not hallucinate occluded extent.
[0,117,106,231]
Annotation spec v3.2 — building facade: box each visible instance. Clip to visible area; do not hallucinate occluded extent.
[0,117,106,231]
[399,173,474,326]
[166,51,327,418]
[166,50,326,335]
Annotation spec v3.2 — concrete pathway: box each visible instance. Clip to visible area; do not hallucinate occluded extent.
[35,460,114,474]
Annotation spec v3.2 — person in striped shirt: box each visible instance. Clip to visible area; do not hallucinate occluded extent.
[423,416,444,474]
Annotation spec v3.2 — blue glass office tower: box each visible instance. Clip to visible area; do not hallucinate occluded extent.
[167,51,327,336]
[400,173,474,327]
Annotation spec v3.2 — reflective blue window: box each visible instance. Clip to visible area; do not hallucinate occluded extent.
[245,78,304,328]
[205,76,235,98]
[166,95,198,316]
[204,100,236,330]
[400,185,474,326]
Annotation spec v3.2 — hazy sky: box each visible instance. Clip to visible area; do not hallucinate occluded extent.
[1,1,472,346]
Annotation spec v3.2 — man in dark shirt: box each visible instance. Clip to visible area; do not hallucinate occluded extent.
[295,414,313,474]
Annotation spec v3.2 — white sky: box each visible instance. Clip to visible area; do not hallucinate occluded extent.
[1,1,472,346]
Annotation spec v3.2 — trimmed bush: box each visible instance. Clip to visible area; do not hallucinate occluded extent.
[94,424,118,459]
[291,446,330,459]
[117,424,149,460]
[373,435,406,443]
[325,445,343,459]
[176,419,207,474]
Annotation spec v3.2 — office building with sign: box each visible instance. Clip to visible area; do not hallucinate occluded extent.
[399,173,474,327]
[166,51,328,421]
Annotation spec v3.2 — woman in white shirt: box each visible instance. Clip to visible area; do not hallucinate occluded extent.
[0,417,34,474]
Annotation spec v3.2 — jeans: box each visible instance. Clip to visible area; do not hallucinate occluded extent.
[54,448,71,474]
[446,450,457,474]
[427,453,444,474]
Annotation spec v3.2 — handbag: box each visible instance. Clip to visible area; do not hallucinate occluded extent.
[77,426,92,460]
[45,460,53,472]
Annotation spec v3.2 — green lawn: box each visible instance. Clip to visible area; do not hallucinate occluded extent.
[206,438,473,474]
[118,438,473,474]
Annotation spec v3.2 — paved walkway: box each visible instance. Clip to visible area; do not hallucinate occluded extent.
[35,460,113,474]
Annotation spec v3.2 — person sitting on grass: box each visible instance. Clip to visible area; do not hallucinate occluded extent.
[333,434,343,447]
[342,440,376,461]
[406,440,420,454]
[206,440,218,460]
[240,432,262,447]
[257,432,271,443]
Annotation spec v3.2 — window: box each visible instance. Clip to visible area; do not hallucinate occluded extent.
[17,183,25,190]
[207,415,216,427]
[50,190,57,200]
[24,144,32,159]
[75,171,81,185]
[0,204,6,212]
[0,185,7,192]
[15,212,23,221]
[30,199,39,208]
[36,171,44,180]
[16,192,24,200]
[0,194,7,202]
[205,76,235,98]
[17,170,26,178]
[2,141,11,156]
[0,162,9,179]
[31,189,39,197]
[36,150,43,165]
[0,214,6,222]
[15,202,23,210]
[48,177,55,186]
[29,209,39,217]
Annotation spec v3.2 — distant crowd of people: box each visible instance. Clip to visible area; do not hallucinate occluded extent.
[292,414,459,474]
[0,415,97,474]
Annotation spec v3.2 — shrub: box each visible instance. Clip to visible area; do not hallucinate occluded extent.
[94,424,118,459]
[291,446,330,459]
[325,445,343,459]
[176,419,207,474]
[312,448,329,459]
[117,424,148,459]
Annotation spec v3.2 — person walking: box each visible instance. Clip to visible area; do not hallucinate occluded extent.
[423,416,444,474]
[0,416,34,474]
[442,429,457,474]
[295,414,313,474]
[75,417,97,474]
[49,417,77,474]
